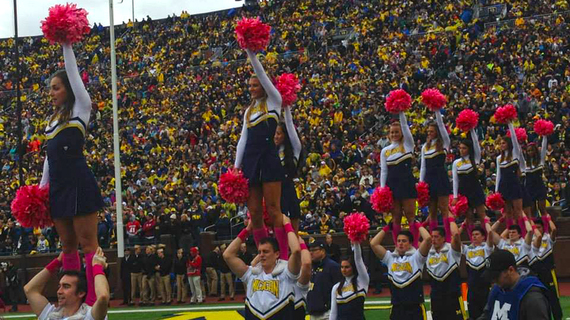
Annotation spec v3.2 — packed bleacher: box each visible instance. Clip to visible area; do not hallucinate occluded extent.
[0,0,569,257]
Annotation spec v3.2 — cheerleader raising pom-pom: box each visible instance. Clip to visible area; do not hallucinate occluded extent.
[343,212,370,243]
[534,119,554,136]
[218,168,249,204]
[371,187,394,213]
[384,89,412,114]
[506,127,528,143]
[11,185,52,228]
[276,73,301,107]
[486,192,505,211]
[40,3,91,44]
[456,109,479,132]
[416,182,430,208]
[235,17,271,52]
[448,194,469,216]
[494,104,518,124]
[421,88,447,111]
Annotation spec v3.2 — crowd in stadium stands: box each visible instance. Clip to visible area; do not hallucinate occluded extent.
[0,0,569,260]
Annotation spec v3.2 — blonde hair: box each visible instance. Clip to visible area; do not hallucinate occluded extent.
[245,75,268,126]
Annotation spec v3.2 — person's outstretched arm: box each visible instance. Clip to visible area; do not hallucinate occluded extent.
[246,49,282,111]
[380,148,388,188]
[298,237,311,286]
[285,216,301,275]
[370,227,388,260]
[91,247,110,320]
[40,157,49,188]
[223,227,250,278]
[234,112,249,168]
[399,112,414,153]
[508,122,523,162]
[24,254,61,316]
[435,111,450,151]
[62,44,91,122]
[452,159,460,199]
[470,129,481,164]
[540,135,547,166]
[419,146,426,182]
[418,225,432,257]
[495,157,501,193]
[450,219,461,252]
[352,242,370,290]
[284,106,302,160]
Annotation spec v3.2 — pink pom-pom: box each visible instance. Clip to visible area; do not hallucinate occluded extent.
[370,187,393,213]
[343,212,370,243]
[448,194,469,216]
[218,169,249,204]
[494,104,518,124]
[384,89,412,114]
[421,88,447,111]
[506,127,528,143]
[276,73,301,107]
[456,109,479,132]
[11,185,52,228]
[40,3,91,44]
[235,17,271,52]
[416,182,430,208]
[534,119,554,136]
[486,193,505,211]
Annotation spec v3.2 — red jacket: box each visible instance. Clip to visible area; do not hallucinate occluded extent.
[126,220,141,236]
[187,255,202,277]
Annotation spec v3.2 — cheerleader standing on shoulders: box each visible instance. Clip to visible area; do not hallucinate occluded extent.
[451,130,488,232]
[495,122,526,232]
[330,242,370,320]
[235,48,288,256]
[274,106,302,233]
[380,112,419,246]
[40,43,104,306]
[524,136,549,218]
[420,111,452,239]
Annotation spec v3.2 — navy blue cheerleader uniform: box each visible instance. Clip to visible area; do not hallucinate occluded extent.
[452,129,485,207]
[330,243,369,320]
[420,112,451,198]
[40,44,104,219]
[525,136,548,201]
[462,243,492,320]
[495,123,525,200]
[279,107,301,220]
[235,49,284,186]
[380,112,417,200]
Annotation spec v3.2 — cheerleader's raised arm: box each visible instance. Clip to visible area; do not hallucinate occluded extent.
[284,106,302,160]
[399,112,414,153]
[234,113,248,168]
[508,122,523,162]
[435,111,450,151]
[63,44,92,123]
[540,135,547,166]
[470,128,481,164]
[352,243,370,290]
[452,160,459,198]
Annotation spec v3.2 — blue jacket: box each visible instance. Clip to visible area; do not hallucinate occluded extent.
[307,256,342,314]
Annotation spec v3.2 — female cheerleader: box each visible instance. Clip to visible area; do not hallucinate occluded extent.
[274,106,302,232]
[495,122,525,230]
[451,129,488,235]
[39,43,104,306]
[524,136,549,218]
[330,242,370,320]
[380,112,419,246]
[234,49,287,255]
[420,111,452,240]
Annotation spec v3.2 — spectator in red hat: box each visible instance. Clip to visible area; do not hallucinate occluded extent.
[187,247,203,304]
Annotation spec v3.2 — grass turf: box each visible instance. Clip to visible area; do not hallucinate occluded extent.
[3,297,570,319]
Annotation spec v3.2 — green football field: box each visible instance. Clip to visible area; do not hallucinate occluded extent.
[3,297,570,319]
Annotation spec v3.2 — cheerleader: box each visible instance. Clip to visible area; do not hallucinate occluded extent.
[380,112,418,246]
[39,43,104,306]
[420,111,452,239]
[274,106,302,232]
[330,242,369,320]
[451,129,487,229]
[495,122,525,230]
[524,136,549,218]
[235,49,286,253]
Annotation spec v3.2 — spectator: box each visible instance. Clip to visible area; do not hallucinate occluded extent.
[218,244,234,301]
[187,247,203,304]
[307,241,342,319]
[204,246,220,297]
[141,246,158,306]
[129,245,143,306]
[126,215,142,246]
[120,248,132,306]
[156,248,172,305]
[173,248,188,304]
[324,233,341,263]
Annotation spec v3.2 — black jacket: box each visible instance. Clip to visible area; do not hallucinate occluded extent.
[144,253,159,276]
[204,251,219,269]
[120,255,133,279]
[130,254,143,273]
[324,243,341,263]
[173,255,188,275]
[157,255,172,277]
[306,256,342,314]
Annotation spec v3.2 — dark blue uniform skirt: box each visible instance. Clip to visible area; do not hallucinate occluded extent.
[458,170,485,207]
[498,164,523,200]
[242,118,284,187]
[521,176,533,208]
[47,128,104,219]
[425,154,451,198]
[525,169,547,201]
[387,158,417,200]
[281,177,300,219]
